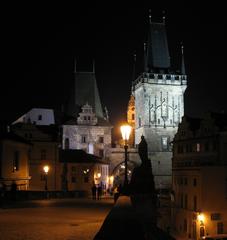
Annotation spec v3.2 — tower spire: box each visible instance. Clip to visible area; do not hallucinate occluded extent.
[181,43,186,75]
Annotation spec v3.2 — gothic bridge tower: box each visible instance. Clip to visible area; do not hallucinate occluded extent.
[132,14,187,189]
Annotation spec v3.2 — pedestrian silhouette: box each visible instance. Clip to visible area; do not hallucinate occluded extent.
[97,185,102,200]
[91,184,97,200]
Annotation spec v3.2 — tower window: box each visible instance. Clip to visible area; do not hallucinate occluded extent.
[81,135,87,143]
[99,136,104,143]
[138,117,141,127]
[38,115,42,121]
[161,137,168,150]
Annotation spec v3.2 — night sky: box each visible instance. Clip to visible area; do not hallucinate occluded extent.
[2,4,227,137]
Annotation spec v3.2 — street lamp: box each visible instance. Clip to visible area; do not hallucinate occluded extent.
[43,165,49,191]
[120,124,132,192]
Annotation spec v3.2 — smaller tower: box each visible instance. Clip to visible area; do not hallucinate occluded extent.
[127,95,135,146]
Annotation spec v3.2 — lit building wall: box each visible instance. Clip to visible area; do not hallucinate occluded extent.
[0,139,30,190]
[12,108,55,126]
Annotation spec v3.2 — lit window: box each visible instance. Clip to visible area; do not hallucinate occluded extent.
[162,137,168,150]
[196,143,200,152]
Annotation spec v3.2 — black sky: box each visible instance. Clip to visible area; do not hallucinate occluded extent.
[2,4,227,136]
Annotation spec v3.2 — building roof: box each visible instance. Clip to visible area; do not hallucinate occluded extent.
[63,116,112,127]
[183,115,202,132]
[59,149,108,164]
[0,131,32,145]
[68,71,104,118]
[146,22,170,71]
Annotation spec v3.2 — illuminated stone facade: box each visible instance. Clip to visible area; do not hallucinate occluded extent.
[133,74,187,188]
[132,19,187,189]
[62,104,112,159]
[171,113,227,239]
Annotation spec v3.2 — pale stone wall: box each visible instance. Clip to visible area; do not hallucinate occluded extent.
[62,125,112,158]
[134,75,187,189]
[12,108,55,125]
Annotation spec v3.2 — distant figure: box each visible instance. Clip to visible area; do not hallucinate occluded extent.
[91,184,97,200]
[97,185,102,200]
[10,181,17,201]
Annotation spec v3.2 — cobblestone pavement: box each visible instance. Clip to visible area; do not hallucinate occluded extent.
[0,197,114,240]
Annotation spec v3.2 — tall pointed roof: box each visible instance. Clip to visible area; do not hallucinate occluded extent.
[146,19,171,71]
[66,60,104,118]
[73,71,104,118]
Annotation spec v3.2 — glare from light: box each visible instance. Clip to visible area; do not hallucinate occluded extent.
[43,165,49,174]
[120,125,132,141]
[198,213,205,222]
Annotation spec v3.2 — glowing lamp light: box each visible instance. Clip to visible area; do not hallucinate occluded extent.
[198,213,205,223]
[110,176,114,183]
[120,125,132,141]
[43,165,49,174]
[97,173,101,178]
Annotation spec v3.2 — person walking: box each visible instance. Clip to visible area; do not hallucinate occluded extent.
[97,184,102,200]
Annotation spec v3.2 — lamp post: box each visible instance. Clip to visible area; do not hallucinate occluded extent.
[43,165,49,191]
[120,124,132,192]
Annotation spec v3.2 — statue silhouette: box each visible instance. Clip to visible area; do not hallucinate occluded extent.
[138,135,150,167]
[129,135,157,231]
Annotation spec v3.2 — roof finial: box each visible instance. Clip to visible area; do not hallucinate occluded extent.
[92,59,95,73]
[162,10,166,24]
[181,42,186,75]
[181,42,184,55]
[149,9,152,24]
